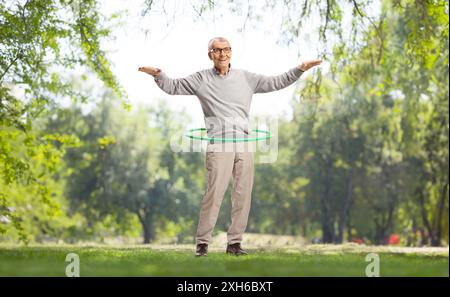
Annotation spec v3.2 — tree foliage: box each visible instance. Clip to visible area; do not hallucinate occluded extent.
[0,0,127,242]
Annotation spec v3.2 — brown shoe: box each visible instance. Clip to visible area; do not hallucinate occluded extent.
[195,243,208,257]
[226,243,248,256]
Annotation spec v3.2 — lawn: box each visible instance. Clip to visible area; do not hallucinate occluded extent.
[0,244,448,277]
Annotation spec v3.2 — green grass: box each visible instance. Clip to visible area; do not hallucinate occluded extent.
[0,245,448,277]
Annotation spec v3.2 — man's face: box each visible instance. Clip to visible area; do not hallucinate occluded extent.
[208,40,232,69]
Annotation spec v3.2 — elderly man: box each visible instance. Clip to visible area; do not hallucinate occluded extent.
[138,37,322,257]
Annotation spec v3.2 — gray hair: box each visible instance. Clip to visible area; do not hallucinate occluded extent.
[208,37,230,51]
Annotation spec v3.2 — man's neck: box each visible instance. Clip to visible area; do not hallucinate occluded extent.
[215,65,229,76]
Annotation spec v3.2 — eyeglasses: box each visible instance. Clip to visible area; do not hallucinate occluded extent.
[210,47,232,55]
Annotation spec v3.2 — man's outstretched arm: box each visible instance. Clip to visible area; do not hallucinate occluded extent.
[246,59,322,94]
[138,66,202,96]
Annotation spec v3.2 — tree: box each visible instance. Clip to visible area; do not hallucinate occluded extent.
[1,0,127,241]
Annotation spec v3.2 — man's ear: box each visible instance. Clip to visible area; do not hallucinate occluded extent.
[208,52,212,60]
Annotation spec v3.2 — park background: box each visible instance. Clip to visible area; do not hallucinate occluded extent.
[0,0,448,276]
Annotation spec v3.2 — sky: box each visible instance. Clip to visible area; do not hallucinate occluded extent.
[99,0,329,127]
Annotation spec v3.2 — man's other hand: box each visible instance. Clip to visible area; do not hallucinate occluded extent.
[138,66,162,76]
[298,59,322,72]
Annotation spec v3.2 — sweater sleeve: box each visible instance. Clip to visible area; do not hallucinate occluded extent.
[244,67,304,94]
[154,71,203,95]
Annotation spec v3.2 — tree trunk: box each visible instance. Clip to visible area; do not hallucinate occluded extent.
[419,228,429,246]
[319,143,336,244]
[321,175,335,243]
[143,220,156,244]
[320,189,335,243]
[346,212,352,243]
[431,181,448,246]
[374,218,383,245]
[337,163,354,243]
[418,188,433,246]
[302,222,308,238]
[137,211,156,244]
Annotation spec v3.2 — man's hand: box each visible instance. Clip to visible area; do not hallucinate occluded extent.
[298,59,322,72]
[138,66,162,76]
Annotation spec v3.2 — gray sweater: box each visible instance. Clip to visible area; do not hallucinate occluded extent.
[154,65,304,140]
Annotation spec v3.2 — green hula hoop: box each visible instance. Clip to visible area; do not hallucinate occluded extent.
[185,128,272,143]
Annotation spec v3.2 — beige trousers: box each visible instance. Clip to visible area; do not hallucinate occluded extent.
[195,142,255,245]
